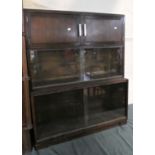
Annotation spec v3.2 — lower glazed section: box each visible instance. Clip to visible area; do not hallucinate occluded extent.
[31,79,128,148]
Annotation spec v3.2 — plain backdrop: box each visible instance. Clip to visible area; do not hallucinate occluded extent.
[0,0,155,155]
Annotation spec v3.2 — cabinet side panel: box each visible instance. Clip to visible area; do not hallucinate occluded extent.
[22,35,32,128]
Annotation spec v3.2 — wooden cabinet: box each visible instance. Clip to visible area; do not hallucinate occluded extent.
[24,10,124,48]
[23,9,128,149]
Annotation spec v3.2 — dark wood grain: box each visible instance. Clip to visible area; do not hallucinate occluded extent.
[24,9,124,49]
[31,77,127,96]
[24,9,124,17]
[30,14,80,44]
[22,128,32,154]
[22,35,32,129]
[22,35,29,78]
[83,15,124,44]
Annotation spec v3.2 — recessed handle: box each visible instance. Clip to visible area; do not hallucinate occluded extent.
[78,24,82,37]
[84,24,87,37]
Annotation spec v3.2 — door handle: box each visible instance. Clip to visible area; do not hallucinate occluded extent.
[78,24,82,37]
[84,24,87,37]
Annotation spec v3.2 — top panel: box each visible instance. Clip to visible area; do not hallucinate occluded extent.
[24,9,124,49]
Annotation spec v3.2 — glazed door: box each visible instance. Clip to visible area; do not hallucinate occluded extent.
[28,47,123,88]
[82,15,124,45]
[83,47,123,80]
[32,89,84,141]
[28,49,81,88]
[85,82,128,126]
[26,12,81,48]
[32,81,128,142]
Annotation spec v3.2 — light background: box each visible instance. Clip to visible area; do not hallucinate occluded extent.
[0,0,155,155]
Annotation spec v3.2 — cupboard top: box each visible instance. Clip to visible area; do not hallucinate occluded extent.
[24,9,125,17]
[24,9,125,49]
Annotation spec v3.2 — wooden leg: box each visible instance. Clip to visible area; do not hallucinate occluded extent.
[22,128,32,154]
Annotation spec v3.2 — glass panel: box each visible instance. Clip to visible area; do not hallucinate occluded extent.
[86,83,126,125]
[29,48,123,88]
[29,49,80,88]
[84,48,122,80]
[33,82,127,140]
[34,90,84,140]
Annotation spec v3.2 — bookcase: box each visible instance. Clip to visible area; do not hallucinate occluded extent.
[23,9,128,149]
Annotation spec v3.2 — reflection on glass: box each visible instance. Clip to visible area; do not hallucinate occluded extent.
[29,48,122,88]
[34,90,84,139]
[86,83,126,125]
[33,83,126,140]
[85,48,122,80]
[30,49,80,87]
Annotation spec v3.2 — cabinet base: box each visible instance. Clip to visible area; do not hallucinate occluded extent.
[35,116,127,149]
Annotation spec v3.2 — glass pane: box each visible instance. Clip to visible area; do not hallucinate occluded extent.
[86,83,126,125]
[29,49,80,88]
[33,82,127,140]
[84,48,122,80]
[34,90,84,140]
[29,48,123,88]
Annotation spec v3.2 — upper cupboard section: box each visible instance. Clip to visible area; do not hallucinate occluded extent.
[24,10,124,49]
[83,15,124,45]
[25,12,81,48]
